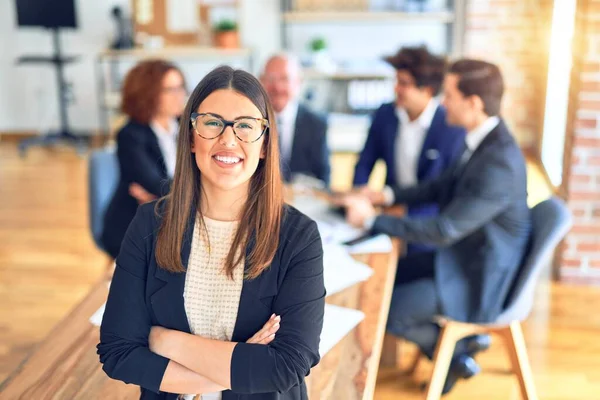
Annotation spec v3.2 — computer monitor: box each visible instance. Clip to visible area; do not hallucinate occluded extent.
[15,0,77,29]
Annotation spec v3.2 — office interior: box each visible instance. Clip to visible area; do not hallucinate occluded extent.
[0,0,599,399]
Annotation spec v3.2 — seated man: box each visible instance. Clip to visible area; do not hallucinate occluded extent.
[260,53,331,186]
[344,59,531,394]
[353,46,465,254]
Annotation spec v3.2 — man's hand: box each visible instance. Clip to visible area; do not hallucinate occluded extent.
[330,186,386,207]
[355,186,387,206]
[344,195,377,228]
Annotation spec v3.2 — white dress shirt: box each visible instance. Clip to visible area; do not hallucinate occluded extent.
[395,99,438,187]
[276,100,299,163]
[150,119,178,178]
[465,116,500,154]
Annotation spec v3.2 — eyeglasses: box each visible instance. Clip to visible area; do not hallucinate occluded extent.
[190,112,269,143]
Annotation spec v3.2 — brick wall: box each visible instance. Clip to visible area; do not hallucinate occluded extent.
[559,0,600,284]
[463,0,553,150]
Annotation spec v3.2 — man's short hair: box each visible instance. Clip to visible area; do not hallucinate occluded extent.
[383,46,447,95]
[448,59,504,116]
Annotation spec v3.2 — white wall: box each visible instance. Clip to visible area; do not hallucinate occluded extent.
[0,0,129,132]
[285,22,447,63]
[0,0,280,133]
[0,0,447,133]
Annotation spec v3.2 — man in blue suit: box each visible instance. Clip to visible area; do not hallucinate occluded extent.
[353,47,465,253]
[260,54,331,186]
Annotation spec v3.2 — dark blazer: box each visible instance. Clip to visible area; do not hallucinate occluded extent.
[97,201,326,400]
[353,102,465,219]
[101,121,172,259]
[371,120,531,323]
[281,104,331,186]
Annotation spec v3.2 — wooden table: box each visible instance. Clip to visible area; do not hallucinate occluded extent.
[0,247,399,400]
[308,245,399,400]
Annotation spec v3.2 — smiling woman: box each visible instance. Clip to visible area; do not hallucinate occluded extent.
[97,66,326,400]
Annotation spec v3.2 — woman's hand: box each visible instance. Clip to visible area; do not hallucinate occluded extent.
[246,314,281,345]
[129,182,157,204]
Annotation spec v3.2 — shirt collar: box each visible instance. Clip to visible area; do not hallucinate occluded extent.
[465,116,500,151]
[150,119,178,137]
[396,98,438,129]
[277,100,299,124]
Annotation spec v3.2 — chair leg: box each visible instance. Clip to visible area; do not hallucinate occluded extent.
[380,334,402,368]
[406,349,421,376]
[501,321,538,400]
[424,324,458,400]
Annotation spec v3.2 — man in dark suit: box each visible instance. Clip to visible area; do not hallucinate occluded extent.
[343,59,531,394]
[260,54,330,186]
[353,46,465,254]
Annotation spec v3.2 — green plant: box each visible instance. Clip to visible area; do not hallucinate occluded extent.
[309,37,327,52]
[214,19,237,32]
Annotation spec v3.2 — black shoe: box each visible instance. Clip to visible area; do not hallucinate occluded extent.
[465,334,492,357]
[442,354,481,395]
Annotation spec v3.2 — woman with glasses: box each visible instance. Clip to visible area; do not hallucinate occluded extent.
[102,59,187,259]
[98,66,326,400]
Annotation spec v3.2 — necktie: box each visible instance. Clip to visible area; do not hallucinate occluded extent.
[454,142,472,178]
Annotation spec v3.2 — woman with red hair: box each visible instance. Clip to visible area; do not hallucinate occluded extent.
[102,59,187,259]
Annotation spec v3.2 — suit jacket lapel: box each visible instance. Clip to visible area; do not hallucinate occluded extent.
[416,106,442,180]
[150,206,196,333]
[455,120,504,186]
[149,206,277,341]
[146,125,168,177]
[231,229,279,342]
[386,110,400,185]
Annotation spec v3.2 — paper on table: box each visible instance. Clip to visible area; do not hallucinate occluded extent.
[89,281,111,327]
[292,194,365,245]
[319,304,365,357]
[345,234,393,255]
[323,244,373,296]
[90,303,105,327]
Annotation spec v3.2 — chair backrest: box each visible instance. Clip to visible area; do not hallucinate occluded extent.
[496,196,572,324]
[88,146,119,252]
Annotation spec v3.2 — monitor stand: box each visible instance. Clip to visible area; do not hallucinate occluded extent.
[17,28,88,156]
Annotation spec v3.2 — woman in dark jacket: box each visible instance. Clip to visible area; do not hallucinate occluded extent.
[97,66,326,400]
[101,59,187,258]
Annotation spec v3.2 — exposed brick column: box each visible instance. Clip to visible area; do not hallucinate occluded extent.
[463,0,553,150]
[558,0,600,283]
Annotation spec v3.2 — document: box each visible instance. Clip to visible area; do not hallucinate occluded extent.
[323,243,373,296]
[319,304,365,357]
[345,234,393,254]
[89,303,105,327]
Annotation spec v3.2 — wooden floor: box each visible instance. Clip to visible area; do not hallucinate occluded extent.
[1,142,599,399]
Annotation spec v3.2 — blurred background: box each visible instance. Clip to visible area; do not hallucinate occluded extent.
[0,0,599,399]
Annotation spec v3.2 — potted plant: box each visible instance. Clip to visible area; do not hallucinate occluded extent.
[308,36,336,73]
[213,19,239,49]
[309,37,327,53]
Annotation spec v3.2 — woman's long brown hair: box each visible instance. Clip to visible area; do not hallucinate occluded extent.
[155,66,283,279]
